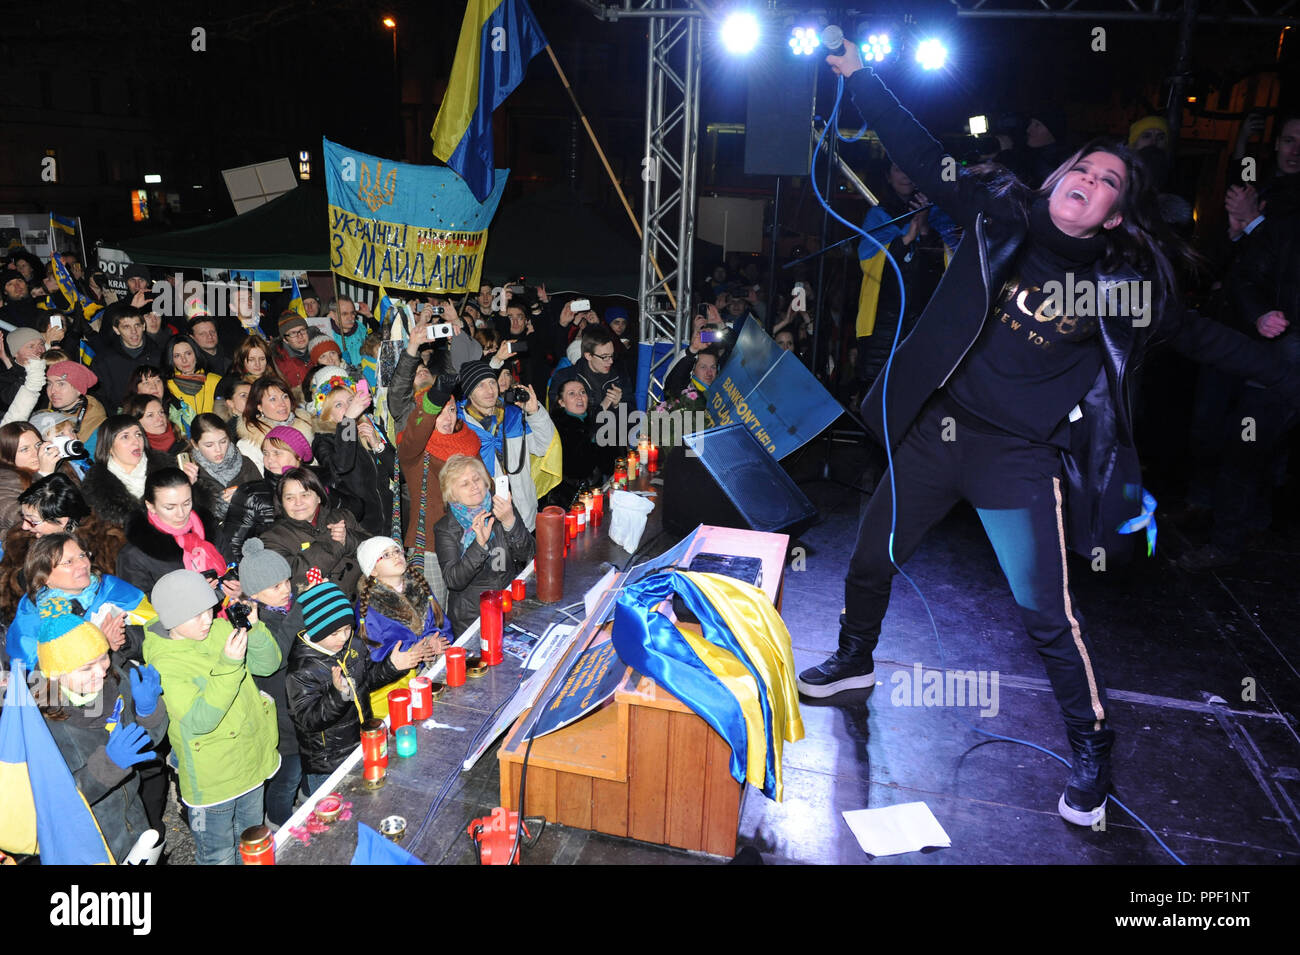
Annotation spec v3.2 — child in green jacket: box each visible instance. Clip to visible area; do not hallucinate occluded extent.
[142,569,281,865]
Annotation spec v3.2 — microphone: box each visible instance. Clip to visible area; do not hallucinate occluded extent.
[821,24,847,56]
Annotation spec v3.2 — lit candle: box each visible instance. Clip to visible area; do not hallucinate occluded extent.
[395,724,417,757]
[499,589,512,613]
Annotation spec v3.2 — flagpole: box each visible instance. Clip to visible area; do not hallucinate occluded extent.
[543,44,677,310]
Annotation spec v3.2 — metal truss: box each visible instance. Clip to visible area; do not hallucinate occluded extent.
[949,0,1300,26]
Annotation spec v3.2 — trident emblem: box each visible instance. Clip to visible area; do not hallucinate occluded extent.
[358,161,397,212]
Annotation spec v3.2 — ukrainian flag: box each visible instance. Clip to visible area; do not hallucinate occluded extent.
[50,252,101,321]
[0,661,114,863]
[49,212,78,236]
[376,284,400,327]
[288,277,307,318]
[431,0,548,201]
[79,337,97,368]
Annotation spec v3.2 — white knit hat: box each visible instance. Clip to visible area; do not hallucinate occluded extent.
[357,536,402,577]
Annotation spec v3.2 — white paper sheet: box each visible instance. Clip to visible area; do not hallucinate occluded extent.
[841,801,951,857]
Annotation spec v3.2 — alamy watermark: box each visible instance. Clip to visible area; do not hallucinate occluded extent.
[1042,275,1152,327]
[890,663,1000,717]
[593,405,711,455]
[148,274,260,321]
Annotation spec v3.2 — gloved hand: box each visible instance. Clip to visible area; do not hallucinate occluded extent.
[104,723,155,770]
[129,664,162,717]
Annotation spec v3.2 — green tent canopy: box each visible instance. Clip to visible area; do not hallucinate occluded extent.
[482,186,640,298]
[112,185,330,271]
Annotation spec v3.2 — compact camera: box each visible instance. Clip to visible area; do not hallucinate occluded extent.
[426,323,454,340]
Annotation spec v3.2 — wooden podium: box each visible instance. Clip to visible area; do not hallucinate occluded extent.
[498,526,788,857]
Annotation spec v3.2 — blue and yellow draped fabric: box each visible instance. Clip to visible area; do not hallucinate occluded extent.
[612,570,803,801]
[50,252,101,322]
[49,212,77,235]
[430,0,548,202]
[376,284,400,327]
[288,277,307,318]
[79,337,96,368]
[855,206,906,339]
[0,661,114,863]
[531,426,562,498]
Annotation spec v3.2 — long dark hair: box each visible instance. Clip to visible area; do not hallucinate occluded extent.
[243,375,293,430]
[163,334,210,377]
[0,422,41,490]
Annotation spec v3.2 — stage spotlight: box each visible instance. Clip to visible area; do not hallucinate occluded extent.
[859,32,892,63]
[789,26,820,56]
[969,114,988,136]
[916,37,948,71]
[721,12,760,55]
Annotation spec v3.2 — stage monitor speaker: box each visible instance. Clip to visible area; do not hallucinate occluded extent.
[744,53,817,177]
[663,424,818,539]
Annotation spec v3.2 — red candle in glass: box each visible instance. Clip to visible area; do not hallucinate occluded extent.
[511,578,526,601]
[387,689,412,733]
[499,589,512,613]
[445,646,467,687]
[479,590,503,659]
[565,513,577,539]
[408,676,433,721]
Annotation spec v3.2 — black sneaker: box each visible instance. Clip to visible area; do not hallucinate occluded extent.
[1058,725,1115,827]
[797,649,876,698]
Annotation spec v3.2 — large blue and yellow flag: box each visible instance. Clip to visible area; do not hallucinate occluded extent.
[376,284,400,327]
[612,571,804,801]
[0,661,114,863]
[324,138,507,295]
[431,0,548,201]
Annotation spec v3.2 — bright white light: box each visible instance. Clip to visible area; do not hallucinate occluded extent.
[860,32,892,63]
[969,114,988,136]
[143,174,162,184]
[721,12,760,55]
[916,38,948,71]
[788,26,819,56]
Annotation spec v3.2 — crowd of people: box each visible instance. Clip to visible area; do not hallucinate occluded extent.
[0,261,730,864]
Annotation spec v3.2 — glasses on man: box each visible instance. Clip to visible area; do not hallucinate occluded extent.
[592,350,615,361]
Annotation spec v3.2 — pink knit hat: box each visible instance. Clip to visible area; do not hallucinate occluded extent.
[264,425,313,463]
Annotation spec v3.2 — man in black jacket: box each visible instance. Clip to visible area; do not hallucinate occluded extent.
[91,304,162,408]
[285,581,438,793]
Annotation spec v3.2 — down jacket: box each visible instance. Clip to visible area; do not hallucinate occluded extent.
[284,630,403,777]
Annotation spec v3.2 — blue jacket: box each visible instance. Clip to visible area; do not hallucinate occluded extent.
[359,595,452,662]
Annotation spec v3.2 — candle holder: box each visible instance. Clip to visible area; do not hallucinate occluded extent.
[395,724,417,757]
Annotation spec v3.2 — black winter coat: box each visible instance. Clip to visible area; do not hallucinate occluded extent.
[91,335,163,409]
[43,669,169,863]
[844,66,1299,561]
[433,505,535,635]
[1232,213,1300,369]
[115,508,227,596]
[284,632,402,776]
[79,450,177,529]
[311,418,397,537]
[252,601,305,757]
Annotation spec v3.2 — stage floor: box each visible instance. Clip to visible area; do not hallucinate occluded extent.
[159,442,1300,865]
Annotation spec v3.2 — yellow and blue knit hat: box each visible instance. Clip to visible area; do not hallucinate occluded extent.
[37,606,110,677]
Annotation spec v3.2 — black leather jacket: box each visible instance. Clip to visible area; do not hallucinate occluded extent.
[846,67,1297,561]
[284,631,402,776]
[219,476,279,564]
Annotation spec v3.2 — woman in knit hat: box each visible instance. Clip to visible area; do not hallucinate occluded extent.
[235,375,314,474]
[217,426,316,565]
[43,360,107,445]
[142,568,281,865]
[35,611,168,864]
[309,366,396,537]
[284,580,439,793]
[354,535,452,717]
[161,335,223,431]
[238,538,304,828]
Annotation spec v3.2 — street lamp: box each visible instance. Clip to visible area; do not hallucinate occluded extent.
[382,16,396,65]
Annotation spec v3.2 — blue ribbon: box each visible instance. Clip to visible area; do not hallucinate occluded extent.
[1116,486,1158,557]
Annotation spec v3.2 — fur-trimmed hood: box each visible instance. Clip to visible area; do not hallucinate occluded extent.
[364,578,423,630]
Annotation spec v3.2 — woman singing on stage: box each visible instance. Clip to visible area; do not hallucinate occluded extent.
[803,45,1298,825]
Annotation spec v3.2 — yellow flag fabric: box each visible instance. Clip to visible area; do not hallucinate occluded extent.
[530,426,563,499]
[856,251,887,339]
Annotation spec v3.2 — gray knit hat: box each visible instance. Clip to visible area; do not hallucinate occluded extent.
[239,538,292,598]
[151,569,219,630]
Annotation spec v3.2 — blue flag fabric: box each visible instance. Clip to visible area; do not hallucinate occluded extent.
[0,661,114,863]
[351,821,425,865]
